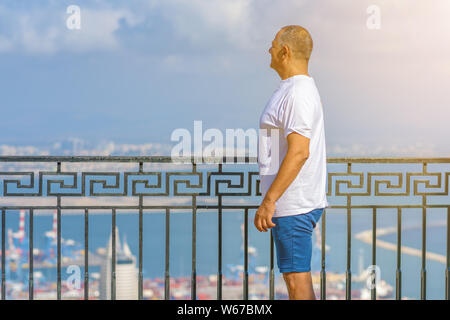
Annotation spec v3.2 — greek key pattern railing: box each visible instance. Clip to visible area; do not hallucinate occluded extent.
[0,156,449,300]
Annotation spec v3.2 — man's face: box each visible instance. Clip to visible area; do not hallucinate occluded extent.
[268,30,283,71]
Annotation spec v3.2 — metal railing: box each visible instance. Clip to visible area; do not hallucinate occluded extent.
[0,156,449,300]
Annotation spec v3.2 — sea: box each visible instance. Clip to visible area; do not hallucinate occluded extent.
[1,207,447,300]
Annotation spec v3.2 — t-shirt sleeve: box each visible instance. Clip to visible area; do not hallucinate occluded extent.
[279,91,313,139]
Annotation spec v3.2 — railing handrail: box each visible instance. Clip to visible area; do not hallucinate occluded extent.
[0,155,449,163]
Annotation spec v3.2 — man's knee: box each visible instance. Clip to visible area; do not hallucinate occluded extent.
[283,271,315,300]
[283,271,310,287]
[283,272,303,288]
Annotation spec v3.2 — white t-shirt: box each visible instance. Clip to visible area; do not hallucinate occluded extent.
[258,74,329,217]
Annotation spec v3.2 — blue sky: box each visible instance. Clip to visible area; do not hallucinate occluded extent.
[0,0,449,156]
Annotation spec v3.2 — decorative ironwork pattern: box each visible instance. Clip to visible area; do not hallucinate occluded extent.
[0,156,449,300]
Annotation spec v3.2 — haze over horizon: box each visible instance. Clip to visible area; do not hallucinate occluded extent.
[0,136,444,158]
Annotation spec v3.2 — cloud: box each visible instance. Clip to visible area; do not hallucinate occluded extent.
[155,0,254,50]
[1,1,450,59]
[0,144,49,156]
[0,34,13,51]
[0,3,139,53]
[0,0,310,54]
[62,8,141,52]
[146,0,311,53]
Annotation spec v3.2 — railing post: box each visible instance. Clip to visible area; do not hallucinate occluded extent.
[1,208,5,300]
[320,209,327,300]
[217,190,223,300]
[56,161,62,300]
[165,208,170,300]
[446,206,449,300]
[371,207,377,300]
[345,162,352,300]
[396,207,402,300]
[269,230,274,300]
[243,209,249,300]
[111,208,116,300]
[421,173,427,300]
[28,208,34,300]
[139,162,144,300]
[84,208,89,300]
[191,162,197,300]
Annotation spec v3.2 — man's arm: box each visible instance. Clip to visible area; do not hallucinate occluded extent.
[254,132,310,232]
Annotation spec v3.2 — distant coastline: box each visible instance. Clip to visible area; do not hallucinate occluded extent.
[355,221,447,264]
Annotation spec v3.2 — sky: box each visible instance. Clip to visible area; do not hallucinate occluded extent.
[0,0,449,157]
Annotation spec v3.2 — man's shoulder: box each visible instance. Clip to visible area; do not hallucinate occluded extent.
[282,78,316,98]
[280,82,317,109]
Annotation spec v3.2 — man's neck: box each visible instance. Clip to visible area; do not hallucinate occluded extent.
[278,62,310,80]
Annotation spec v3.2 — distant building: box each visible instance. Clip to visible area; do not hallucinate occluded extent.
[100,227,138,300]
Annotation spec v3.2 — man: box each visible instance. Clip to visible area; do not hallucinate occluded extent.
[255,25,329,300]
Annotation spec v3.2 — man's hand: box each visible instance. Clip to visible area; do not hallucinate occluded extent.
[254,198,276,232]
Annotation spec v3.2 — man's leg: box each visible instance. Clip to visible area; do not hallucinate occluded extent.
[282,271,316,300]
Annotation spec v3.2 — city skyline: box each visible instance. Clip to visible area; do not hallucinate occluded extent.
[0,135,445,158]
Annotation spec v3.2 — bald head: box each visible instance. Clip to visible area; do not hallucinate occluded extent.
[277,25,313,61]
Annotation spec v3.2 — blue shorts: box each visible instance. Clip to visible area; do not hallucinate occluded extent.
[271,208,324,273]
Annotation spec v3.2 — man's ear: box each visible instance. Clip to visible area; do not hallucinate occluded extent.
[280,45,289,60]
